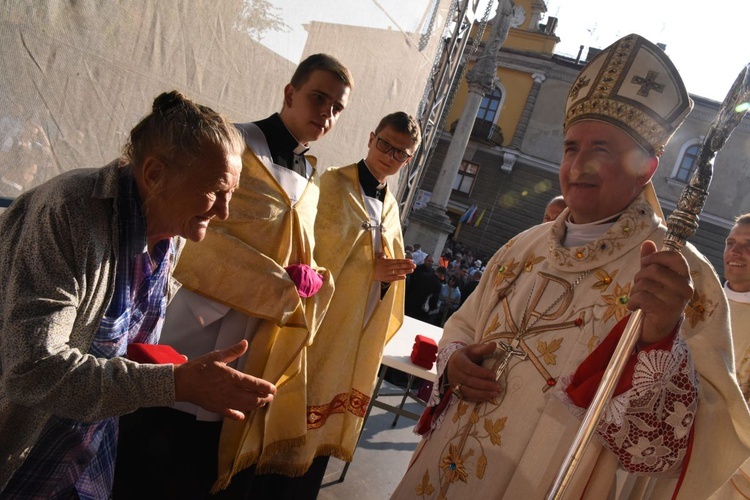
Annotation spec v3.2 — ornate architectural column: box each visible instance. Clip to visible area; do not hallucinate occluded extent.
[405,0,514,259]
[510,72,546,150]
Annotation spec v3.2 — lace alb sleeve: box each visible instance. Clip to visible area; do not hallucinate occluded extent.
[560,337,697,475]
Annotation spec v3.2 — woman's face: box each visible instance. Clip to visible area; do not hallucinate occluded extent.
[145,144,241,244]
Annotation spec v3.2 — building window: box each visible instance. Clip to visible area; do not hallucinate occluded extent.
[672,142,701,182]
[453,160,479,194]
[477,88,502,123]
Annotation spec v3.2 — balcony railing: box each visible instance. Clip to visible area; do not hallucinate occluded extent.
[449,118,504,147]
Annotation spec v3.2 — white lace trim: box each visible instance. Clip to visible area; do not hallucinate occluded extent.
[557,337,697,475]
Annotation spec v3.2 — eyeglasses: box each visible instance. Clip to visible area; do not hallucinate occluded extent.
[375,136,413,162]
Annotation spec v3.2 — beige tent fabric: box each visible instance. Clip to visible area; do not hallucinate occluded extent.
[0,0,448,198]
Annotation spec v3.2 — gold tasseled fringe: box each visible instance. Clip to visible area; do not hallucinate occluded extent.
[210,442,356,493]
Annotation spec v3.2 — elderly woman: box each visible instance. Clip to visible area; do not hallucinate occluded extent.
[0,91,276,498]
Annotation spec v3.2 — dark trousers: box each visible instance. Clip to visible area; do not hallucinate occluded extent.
[227,455,330,500]
[113,407,330,499]
[114,407,222,499]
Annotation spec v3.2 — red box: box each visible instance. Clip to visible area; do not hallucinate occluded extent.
[410,335,438,369]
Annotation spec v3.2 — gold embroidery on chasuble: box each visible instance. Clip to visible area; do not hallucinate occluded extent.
[685,290,717,328]
[434,400,507,495]
[426,259,605,495]
[601,281,632,323]
[484,269,587,391]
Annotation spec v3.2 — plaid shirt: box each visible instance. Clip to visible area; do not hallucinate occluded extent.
[2,169,175,499]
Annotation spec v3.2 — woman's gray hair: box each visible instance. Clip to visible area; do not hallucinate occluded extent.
[124,90,244,171]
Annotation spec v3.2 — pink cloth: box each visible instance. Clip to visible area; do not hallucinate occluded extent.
[285,264,323,298]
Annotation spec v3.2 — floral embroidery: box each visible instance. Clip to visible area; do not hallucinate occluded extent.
[602,391,629,428]
[440,443,470,483]
[550,197,651,268]
[416,470,435,496]
[493,259,519,288]
[484,417,506,446]
[602,283,632,322]
[684,290,715,328]
[592,268,618,291]
[632,348,682,398]
[537,337,563,365]
[664,400,694,440]
[626,435,672,468]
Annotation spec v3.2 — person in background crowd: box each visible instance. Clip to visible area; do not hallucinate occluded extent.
[406,259,443,323]
[0,90,269,499]
[543,194,567,222]
[459,269,482,307]
[437,275,461,326]
[411,243,428,265]
[456,263,470,287]
[468,259,483,278]
[413,254,435,276]
[439,249,452,269]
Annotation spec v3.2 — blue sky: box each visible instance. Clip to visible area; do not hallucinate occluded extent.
[545,0,750,102]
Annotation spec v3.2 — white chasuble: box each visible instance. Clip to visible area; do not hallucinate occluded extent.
[392,193,750,500]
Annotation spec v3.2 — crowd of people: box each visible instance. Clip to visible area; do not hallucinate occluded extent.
[403,241,487,327]
[1,33,750,500]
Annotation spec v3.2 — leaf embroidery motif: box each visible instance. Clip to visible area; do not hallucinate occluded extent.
[484,314,501,337]
[476,454,487,479]
[484,416,506,446]
[469,409,479,424]
[523,253,545,273]
[452,400,468,423]
[537,337,563,365]
[416,469,435,496]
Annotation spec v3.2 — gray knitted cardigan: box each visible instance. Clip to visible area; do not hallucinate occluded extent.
[0,159,184,489]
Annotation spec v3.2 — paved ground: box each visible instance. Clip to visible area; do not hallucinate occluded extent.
[318,384,425,500]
